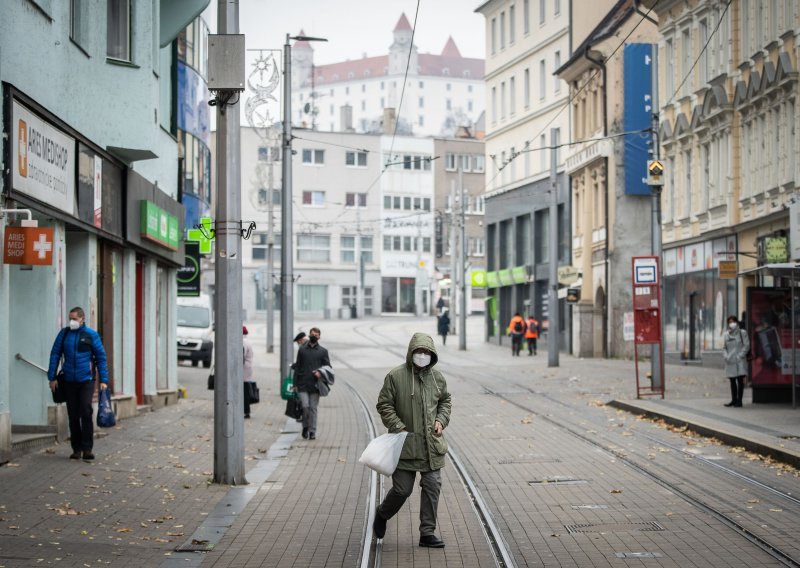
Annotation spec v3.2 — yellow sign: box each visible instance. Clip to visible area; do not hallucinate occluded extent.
[718,260,737,279]
[648,160,664,175]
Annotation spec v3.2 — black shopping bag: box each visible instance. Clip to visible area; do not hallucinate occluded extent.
[284,393,303,420]
[51,371,67,404]
[246,382,260,404]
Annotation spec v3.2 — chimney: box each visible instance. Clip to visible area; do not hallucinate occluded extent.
[340,105,354,132]
[383,107,396,135]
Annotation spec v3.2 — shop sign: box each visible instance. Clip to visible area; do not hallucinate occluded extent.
[12,100,76,215]
[486,271,499,288]
[557,265,580,285]
[623,312,634,341]
[471,270,487,288]
[140,200,179,251]
[565,288,580,303]
[3,227,54,265]
[177,242,201,296]
[498,269,514,286]
[511,266,528,284]
[718,260,738,279]
[765,237,788,263]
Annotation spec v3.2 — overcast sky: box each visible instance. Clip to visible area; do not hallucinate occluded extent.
[203,1,487,63]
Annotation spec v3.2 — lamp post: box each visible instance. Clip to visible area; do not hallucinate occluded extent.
[280,33,327,385]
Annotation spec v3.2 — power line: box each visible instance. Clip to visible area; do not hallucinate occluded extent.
[664,0,732,106]
[291,134,373,154]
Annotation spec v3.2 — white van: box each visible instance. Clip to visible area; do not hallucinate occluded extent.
[177,294,213,368]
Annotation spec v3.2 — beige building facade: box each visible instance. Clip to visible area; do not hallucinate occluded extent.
[644,0,799,367]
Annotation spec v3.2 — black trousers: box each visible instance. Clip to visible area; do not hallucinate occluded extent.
[511,334,523,355]
[527,337,538,354]
[65,380,95,452]
[728,375,745,406]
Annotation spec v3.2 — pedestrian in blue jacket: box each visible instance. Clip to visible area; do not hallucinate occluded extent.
[47,307,109,460]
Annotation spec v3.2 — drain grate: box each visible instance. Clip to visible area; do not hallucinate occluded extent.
[529,477,588,486]
[571,504,608,510]
[175,539,215,552]
[615,552,663,558]
[565,521,665,534]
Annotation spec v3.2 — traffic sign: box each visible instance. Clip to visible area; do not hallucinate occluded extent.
[647,159,665,186]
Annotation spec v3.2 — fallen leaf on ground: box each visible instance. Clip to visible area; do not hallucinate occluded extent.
[610,489,623,494]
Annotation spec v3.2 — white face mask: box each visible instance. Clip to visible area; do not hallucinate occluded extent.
[69,319,81,331]
[412,352,431,368]
[728,322,737,330]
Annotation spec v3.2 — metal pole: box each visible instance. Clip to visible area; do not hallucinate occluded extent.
[792,272,797,409]
[266,143,275,354]
[280,34,295,386]
[548,128,560,367]
[650,43,664,389]
[449,184,457,334]
[355,205,362,319]
[459,166,467,350]
[213,0,245,485]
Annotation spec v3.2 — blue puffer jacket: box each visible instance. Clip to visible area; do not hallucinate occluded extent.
[47,325,109,384]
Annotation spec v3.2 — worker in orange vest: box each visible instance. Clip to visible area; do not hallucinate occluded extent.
[507,313,527,356]
[525,315,540,356]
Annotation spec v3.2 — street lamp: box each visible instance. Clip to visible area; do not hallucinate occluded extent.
[281,33,327,385]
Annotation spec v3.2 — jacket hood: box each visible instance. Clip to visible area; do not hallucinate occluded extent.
[406,332,438,369]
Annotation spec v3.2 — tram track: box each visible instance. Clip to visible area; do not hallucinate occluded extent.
[349,319,800,566]
[342,321,517,568]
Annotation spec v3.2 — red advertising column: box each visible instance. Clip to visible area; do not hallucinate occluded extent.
[632,256,665,398]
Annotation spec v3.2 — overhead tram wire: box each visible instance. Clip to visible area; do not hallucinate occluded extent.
[482,0,661,192]
[290,134,372,154]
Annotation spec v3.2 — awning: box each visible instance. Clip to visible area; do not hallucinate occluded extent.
[106,146,158,165]
[738,263,800,276]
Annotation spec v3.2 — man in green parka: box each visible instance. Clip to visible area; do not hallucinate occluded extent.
[373,332,452,548]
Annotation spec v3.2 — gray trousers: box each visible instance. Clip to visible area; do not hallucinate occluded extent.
[297,391,319,433]
[378,468,442,536]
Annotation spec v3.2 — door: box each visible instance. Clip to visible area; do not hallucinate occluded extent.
[135,256,144,405]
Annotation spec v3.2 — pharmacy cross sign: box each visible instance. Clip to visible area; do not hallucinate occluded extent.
[33,232,52,259]
[187,217,215,254]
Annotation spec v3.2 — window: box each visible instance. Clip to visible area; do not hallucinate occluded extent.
[254,230,278,261]
[302,149,325,164]
[393,196,401,209]
[468,100,473,112]
[491,18,497,54]
[403,196,412,210]
[341,235,356,262]
[539,0,545,24]
[492,87,497,123]
[419,115,424,126]
[446,99,452,110]
[107,0,131,62]
[302,190,325,206]
[510,76,516,114]
[383,195,392,209]
[413,197,422,210]
[699,19,709,83]
[523,68,531,109]
[501,81,506,119]
[403,155,429,170]
[554,0,560,16]
[509,4,516,44]
[258,188,281,206]
[345,192,367,207]
[461,155,472,172]
[540,134,547,171]
[345,151,368,167]
[419,96,424,108]
[446,153,457,171]
[683,150,692,217]
[424,198,431,211]
[523,0,530,34]
[360,236,374,263]
[419,81,424,88]
[665,39,674,96]
[393,236,401,251]
[681,29,691,96]
[423,238,431,252]
[539,59,546,99]
[298,285,327,311]
[554,51,561,93]
[446,83,451,91]
[298,234,330,262]
[472,155,485,172]
[500,11,506,49]
[361,100,366,111]
[403,237,412,251]
[70,0,89,49]
[474,195,485,213]
[383,235,392,250]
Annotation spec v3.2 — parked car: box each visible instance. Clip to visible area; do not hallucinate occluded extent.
[177,294,213,368]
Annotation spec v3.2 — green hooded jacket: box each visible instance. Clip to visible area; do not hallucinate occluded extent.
[376,332,452,472]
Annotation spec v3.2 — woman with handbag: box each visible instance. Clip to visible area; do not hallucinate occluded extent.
[723,315,749,408]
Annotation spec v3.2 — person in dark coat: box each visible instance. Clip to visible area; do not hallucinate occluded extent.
[47,307,109,460]
[437,309,450,345]
[723,315,749,407]
[292,327,331,440]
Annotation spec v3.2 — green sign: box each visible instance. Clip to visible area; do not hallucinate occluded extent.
[498,268,513,286]
[140,201,179,251]
[187,217,215,255]
[471,270,487,288]
[486,271,500,288]
[512,266,527,284]
[765,237,788,263]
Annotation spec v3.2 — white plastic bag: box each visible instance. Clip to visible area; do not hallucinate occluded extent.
[358,432,408,476]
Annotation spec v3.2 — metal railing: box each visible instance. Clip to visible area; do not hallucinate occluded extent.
[15,353,47,374]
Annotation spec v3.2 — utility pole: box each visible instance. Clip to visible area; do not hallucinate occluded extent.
[449,183,457,334]
[548,128,560,367]
[458,165,467,350]
[266,141,275,353]
[355,203,362,319]
[649,45,664,389]
[213,0,245,485]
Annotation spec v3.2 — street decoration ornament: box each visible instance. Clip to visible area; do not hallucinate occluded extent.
[245,50,281,137]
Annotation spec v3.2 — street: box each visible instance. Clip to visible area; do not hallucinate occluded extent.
[1,315,799,567]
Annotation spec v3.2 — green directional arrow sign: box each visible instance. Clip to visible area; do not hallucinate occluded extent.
[186,217,215,254]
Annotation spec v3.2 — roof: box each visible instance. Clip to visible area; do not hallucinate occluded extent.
[394,13,412,31]
[555,0,635,75]
[441,36,461,58]
[293,30,313,50]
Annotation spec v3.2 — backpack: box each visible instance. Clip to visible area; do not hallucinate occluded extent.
[513,320,524,333]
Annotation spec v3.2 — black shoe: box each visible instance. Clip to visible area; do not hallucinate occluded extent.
[733,403,743,407]
[373,510,387,539]
[69,451,81,460]
[309,432,316,440]
[724,401,735,407]
[244,414,250,419]
[82,451,94,460]
[302,428,309,439]
[419,535,445,548]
